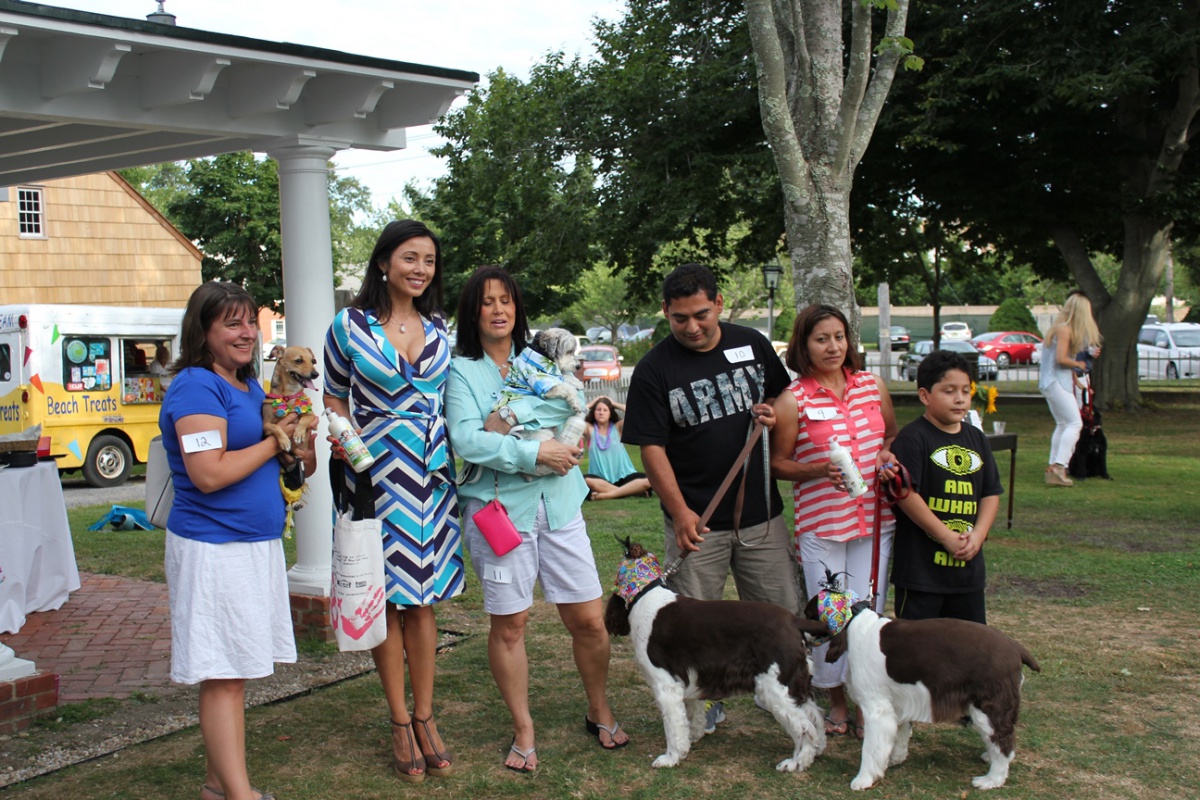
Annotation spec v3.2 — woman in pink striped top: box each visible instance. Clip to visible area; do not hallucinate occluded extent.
[769,304,899,739]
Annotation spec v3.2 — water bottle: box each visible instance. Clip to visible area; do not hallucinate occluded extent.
[555,415,587,448]
[325,408,375,473]
[827,437,868,499]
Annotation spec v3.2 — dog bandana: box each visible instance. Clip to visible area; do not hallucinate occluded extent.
[266,391,314,418]
[816,588,860,637]
[614,551,664,607]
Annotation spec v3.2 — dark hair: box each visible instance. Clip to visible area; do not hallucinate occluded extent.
[350,220,444,322]
[586,397,622,425]
[454,265,531,360]
[662,263,719,304]
[785,304,862,375]
[917,349,972,391]
[176,281,259,381]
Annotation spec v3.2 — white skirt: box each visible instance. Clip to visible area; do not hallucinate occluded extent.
[164,531,297,685]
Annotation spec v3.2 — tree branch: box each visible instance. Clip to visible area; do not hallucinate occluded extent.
[848,0,912,173]
[746,0,813,206]
[1049,224,1110,307]
[834,0,872,178]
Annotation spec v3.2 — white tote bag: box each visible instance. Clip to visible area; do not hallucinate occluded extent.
[145,435,174,529]
[330,470,387,651]
[331,512,387,651]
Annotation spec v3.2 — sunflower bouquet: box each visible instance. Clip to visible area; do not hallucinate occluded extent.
[971,380,999,416]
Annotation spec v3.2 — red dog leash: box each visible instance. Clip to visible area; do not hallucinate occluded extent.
[868,463,911,607]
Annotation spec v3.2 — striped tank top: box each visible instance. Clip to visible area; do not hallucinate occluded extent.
[787,369,894,543]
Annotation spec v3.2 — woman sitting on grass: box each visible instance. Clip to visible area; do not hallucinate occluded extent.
[583,396,653,501]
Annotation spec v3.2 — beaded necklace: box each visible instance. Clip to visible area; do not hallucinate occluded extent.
[592,422,614,451]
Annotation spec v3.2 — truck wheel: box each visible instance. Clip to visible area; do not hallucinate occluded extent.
[83,435,132,488]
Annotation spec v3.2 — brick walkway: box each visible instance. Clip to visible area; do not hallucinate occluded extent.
[0,572,177,703]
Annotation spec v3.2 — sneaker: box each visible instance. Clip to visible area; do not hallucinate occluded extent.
[703,701,726,734]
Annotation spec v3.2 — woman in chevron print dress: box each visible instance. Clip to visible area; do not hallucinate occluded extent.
[324,220,463,784]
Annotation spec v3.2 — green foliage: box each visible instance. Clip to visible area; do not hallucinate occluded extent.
[989,297,1038,333]
[409,63,598,318]
[120,156,375,309]
[561,264,653,341]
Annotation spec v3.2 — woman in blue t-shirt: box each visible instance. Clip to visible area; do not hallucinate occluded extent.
[159,282,315,800]
[582,396,652,501]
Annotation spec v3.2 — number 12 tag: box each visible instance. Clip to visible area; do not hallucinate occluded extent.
[181,430,223,453]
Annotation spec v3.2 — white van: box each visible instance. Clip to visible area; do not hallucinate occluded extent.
[0,304,184,486]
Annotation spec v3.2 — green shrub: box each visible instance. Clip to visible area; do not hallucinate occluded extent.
[617,338,654,364]
[989,297,1038,332]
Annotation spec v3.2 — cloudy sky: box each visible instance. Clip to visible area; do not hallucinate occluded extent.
[69,0,626,206]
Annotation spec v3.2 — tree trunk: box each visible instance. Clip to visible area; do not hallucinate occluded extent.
[1093,217,1170,409]
[784,183,860,335]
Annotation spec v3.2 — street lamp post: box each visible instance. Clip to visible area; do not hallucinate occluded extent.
[761,262,784,342]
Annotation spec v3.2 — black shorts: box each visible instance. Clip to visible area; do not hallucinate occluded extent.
[894,586,986,625]
[582,472,646,487]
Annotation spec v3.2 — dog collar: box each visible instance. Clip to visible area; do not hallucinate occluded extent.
[266,391,314,417]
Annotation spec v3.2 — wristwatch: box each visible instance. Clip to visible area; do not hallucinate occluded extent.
[497,406,517,426]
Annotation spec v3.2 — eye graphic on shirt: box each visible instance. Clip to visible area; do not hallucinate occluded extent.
[930,445,982,476]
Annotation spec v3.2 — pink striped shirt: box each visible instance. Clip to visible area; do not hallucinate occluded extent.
[786,369,894,543]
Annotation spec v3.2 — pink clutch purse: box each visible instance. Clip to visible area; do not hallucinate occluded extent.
[473,498,521,556]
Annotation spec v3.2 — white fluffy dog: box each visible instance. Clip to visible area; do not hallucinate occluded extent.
[604,540,828,772]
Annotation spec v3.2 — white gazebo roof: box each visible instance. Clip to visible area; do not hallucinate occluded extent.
[0,0,478,185]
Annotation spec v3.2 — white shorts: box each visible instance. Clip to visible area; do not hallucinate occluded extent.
[165,531,297,685]
[462,498,602,616]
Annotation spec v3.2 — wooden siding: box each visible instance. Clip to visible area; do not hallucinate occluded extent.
[0,172,201,307]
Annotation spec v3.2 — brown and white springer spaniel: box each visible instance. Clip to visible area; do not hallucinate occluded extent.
[807,592,1040,791]
[604,541,827,772]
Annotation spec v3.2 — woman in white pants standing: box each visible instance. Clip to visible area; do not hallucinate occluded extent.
[1038,291,1101,487]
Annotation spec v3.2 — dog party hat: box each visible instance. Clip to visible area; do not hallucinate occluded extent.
[613,538,664,606]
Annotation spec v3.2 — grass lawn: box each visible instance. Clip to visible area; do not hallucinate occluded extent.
[13,397,1200,799]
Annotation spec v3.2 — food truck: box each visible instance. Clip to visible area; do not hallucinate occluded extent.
[0,304,184,487]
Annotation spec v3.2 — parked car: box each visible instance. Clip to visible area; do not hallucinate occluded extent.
[628,328,654,343]
[939,321,973,341]
[900,340,999,381]
[586,324,641,343]
[573,334,591,350]
[575,345,623,382]
[888,325,911,351]
[1137,322,1200,380]
[971,331,1043,367]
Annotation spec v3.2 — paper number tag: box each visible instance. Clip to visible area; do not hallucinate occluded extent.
[181,430,223,453]
[485,565,512,584]
[724,345,754,364]
[805,406,838,421]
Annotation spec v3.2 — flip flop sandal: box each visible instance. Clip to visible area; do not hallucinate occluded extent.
[506,738,537,773]
[824,715,851,737]
[202,786,275,800]
[584,716,629,749]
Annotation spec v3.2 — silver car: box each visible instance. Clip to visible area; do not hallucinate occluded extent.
[1137,323,1200,380]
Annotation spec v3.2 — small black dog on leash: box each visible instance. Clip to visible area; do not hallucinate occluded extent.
[1069,394,1110,480]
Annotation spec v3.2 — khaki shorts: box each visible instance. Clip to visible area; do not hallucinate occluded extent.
[661,514,802,613]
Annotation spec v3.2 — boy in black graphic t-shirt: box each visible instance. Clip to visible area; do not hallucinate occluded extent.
[890,350,1002,624]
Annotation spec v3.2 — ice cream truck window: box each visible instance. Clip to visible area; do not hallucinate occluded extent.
[62,337,112,392]
[0,344,9,382]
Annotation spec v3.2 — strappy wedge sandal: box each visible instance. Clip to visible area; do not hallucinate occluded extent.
[390,719,426,784]
[413,714,453,777]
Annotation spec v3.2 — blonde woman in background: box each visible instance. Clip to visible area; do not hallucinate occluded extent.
[1038,291,1102,487]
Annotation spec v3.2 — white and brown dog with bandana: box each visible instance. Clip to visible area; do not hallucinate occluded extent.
[805,572,1040,791]
[604,539,828,772]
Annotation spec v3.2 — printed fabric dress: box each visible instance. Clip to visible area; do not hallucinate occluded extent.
[325,307,464,606]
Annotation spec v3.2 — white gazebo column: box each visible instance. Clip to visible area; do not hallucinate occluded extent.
[269,138,348,596]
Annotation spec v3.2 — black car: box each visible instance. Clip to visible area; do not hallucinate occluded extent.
[899,340,999,382]
[889,325,911,351]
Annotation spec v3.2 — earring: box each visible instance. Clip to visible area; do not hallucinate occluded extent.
[381,272,388,283]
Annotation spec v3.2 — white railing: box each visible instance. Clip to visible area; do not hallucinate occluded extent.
[582,375,632,404]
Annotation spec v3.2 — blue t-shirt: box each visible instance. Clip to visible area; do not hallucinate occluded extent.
[159,367,285,543]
